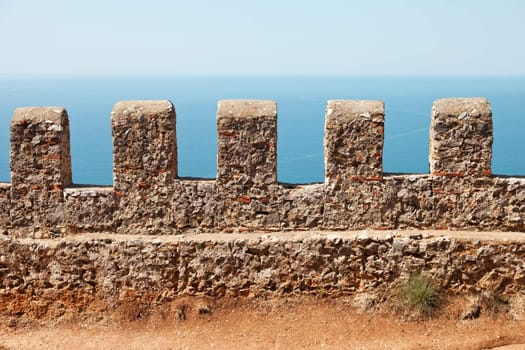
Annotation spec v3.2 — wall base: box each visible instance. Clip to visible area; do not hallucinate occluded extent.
[1,230,524,319]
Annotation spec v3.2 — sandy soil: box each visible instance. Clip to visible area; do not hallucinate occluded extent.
[1,297,524,350]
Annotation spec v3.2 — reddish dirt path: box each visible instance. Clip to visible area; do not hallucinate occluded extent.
[1,297,524,350]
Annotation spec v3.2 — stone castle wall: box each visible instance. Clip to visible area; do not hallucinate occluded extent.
[1,98,524,237]
[1,231,525,319]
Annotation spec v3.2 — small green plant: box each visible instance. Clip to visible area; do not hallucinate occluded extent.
[399,272,439,317]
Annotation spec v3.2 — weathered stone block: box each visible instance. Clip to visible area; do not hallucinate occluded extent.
[324,100,384,183]
[112,100,177,184]
[431,176,506,230]
[216,100,277,191]
[279,184,324,229]
[111,100,177,234]
[216,100,278,231]
[323,181,384,230]
[9,107,72,233]
[493,177,525,231]
[382,175,433,229]
[0,183,10,230]
[171,179,218,230]
[430,98,492,177]
[64,186,116,232]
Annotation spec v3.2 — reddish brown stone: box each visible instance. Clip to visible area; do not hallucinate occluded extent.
[236,196,251,204]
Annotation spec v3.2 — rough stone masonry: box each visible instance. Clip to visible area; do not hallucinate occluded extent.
[0,97,524,319]
[1,230,524,318]
[0,97,522,236]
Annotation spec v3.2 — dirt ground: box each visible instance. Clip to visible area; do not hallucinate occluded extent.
[1,296,524,350]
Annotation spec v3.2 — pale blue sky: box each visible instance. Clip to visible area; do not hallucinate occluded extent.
[1,0,524,76]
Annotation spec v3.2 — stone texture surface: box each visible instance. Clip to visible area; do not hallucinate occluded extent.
[430,98,493,176]
[111,100,177,234]
[278,184,324,229]
[1,98,524,236]
[324,100,384,182]
[0,183,10,230]
[63,186,116,233]
[9,107,72,235]
[217,100,277,189]
[216,100,279,230]
[321,100,386,230]
[0,231,524,318]
[496,177,525,231]
[323,180,384,230]
[171,179,217,230]
[382,175,434,229]
[431,176,525,231]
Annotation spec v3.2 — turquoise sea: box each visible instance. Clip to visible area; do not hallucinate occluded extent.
[0,76,524,185]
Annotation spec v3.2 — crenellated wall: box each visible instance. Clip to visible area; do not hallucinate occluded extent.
[1,98,524,237]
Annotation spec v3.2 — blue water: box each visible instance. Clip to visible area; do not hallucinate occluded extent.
[0,76,524,185]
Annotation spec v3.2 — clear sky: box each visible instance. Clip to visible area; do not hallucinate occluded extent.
[1,0,524,76]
